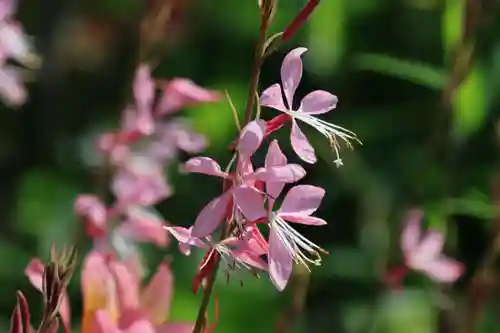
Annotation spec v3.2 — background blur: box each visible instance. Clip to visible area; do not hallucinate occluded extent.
[2,0,500,332]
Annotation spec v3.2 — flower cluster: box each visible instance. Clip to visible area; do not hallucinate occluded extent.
[0,0,39,106]
[166,47,359,291]
[75,64,220,264]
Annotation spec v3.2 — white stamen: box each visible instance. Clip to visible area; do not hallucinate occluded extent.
[287,110,361,165]
[269,212,325,270]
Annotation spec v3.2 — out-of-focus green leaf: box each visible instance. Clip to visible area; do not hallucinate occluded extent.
[373,289,434,333]
[307,0,345,74]
[442,189,495,220]
[188,80,244,149]
[451,65,487,140]
[352,53,447,89]
[16,170,80,256]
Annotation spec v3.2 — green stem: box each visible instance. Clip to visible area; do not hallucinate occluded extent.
[191,20,268,333]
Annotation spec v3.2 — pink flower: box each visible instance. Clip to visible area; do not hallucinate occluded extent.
[144,119,207,163]
[112,154,172,206]
[184,120,306,237]
[156,78,221,116]
[74,195,169,249]
[267,184,327,291]
[260,47,358,166]
[0,0,38,106]
[400,209,464,283]
[165,225,267,272]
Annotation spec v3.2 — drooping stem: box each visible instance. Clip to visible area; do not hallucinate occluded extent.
[191,16,269,333]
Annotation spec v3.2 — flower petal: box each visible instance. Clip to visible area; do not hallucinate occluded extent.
[183,157,227,177]
[278,185,325,217]
[157,322,194,333]
[81,252,119,333]
[74,195,107,237]
[422,258,464,283]
[281,47,307,108]
[268,227,293,291]
[164,226,207,255]
[232,185,266,221]
[260,83,287,112]
[92,310,121,333]
[418,230,445,262]
[290,121,316,164]
[254,164,306,183]
[192,190,233,238]
[299,90,338,115]
[157,78,221,116]
[24,258,44,291]
[124,318,156,333]
[279,214,327,226]
[121,205,169,247]
[400,209,423,254]
[132,65,155,135]
[140,263,173,325]
[108,261,140,312]
[265,140,287,199]
[237,120,267,158]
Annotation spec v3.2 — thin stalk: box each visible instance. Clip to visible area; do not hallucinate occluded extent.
[191,19,269,333]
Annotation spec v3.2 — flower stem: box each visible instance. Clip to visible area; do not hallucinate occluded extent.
[191,17,269,333]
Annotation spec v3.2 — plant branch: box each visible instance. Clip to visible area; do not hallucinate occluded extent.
[192,16,269,333]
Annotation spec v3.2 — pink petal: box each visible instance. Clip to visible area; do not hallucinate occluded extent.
[423,258,464,283]
[192,190,233,238]
[299,90,338,115]
[281,47,307,108]
[232,185,266,221]
[24,258,44,291]
[290,121,316,164]
[157,78,221,116]
[400,209,423,254]
[157,322,194,333]
[265,140,287,199]
[121,206,169,247]
[268,227,293,291]
[93,310,122,333]
[108,261,140,311]
[0,23,34,66]
[170,119,207,153]
[124,319,156,333]
[279,214,327,226]
[254,164,306,183]
[0,0,16,21]
[0,66,26,106]
[133,66,155,135]
[260,83,287,112]
[183,157,227,178]
[237,120,267,158]
[140,263,173,325]
[164,226,207,255]
[278,185,325,216]
[74,195,107,237]
[417,230,445,262]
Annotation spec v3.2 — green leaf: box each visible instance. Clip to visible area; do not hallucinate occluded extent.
[352,53,447,89]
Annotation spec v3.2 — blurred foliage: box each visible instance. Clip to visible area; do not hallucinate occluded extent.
[1,0,500,332]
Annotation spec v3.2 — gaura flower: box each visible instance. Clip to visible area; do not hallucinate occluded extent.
[260,47,359,166]
[257,140,328,290]
[184,120,306,238]
[400,209,464,283]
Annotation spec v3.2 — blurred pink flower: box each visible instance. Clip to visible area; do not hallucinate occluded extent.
[74,194,169,249]
[156,78,221,116]
[400,209,464,283]
[112,154,172,206]
[260,47,358,166]
[144,119,207,163]
[0,0,38,106]
[184,120,305,238]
